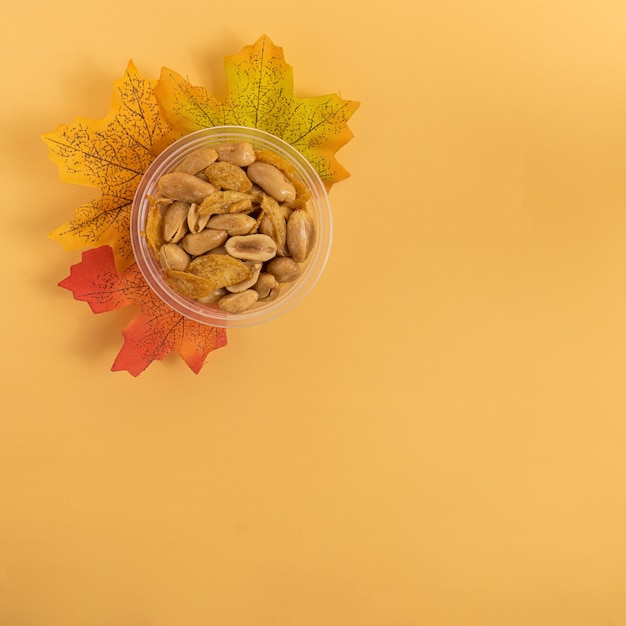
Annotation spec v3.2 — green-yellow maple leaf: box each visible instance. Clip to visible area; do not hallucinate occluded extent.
[43,62,171,270]
[154,34,359,189]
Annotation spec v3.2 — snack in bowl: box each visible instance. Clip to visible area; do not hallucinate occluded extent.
[131,126,332,328]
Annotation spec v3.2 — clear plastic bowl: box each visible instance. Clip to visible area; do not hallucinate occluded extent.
[130,126,332,328]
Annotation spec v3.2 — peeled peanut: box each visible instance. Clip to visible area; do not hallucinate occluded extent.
[158,172,217,204]
[207,213,257,236]
[266,257,300,283]
[225,234,277,262]
[215,141,256,166]
[253,272,277,299]
[163,201,190,243]
[175,147,218,174]
[227,262,262,293]
[246,161,296,204]
[187,203,210,234]
[158,243,191,271]
[286,209,315,262]
[218,289,259,313]
[181,229,228,256]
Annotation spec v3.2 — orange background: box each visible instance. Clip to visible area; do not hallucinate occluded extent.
[2,1,626,624]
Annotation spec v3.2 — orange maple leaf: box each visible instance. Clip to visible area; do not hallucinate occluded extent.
[59,246,227,376]
[43,61,171,271]
[154,34,359,189]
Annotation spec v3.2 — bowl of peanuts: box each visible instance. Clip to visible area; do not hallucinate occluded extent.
[130,126,332,328]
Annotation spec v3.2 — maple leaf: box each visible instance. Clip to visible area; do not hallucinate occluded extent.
[43,62,171,270]
[59,246,227,376]
[154,34,359,189]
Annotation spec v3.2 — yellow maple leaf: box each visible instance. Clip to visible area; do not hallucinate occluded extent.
[43,62,171,270]
[154,35,359,189]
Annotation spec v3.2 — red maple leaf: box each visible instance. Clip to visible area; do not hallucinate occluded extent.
[59,246,227,376]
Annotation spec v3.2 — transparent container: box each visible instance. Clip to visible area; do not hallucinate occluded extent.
[130,126,332,328]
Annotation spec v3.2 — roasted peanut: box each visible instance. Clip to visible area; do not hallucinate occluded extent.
[181,229,228,256]
[207,213,257,236]
[175,147,218,174]
[157,172,217,204]
[225,234,278,262]
[266,257,300,283]
[246,161,297,204]
[163,201,190,243]
[218,289,259,313]
[256,149,312,208]
[158,243,191,271]
[215,141,256,166]
[252,272,277,299]
[187,203,211,234]
[286,209,315,262]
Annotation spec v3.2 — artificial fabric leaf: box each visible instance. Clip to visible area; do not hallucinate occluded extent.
[43,61,171,270]
[59,246,227,376]
[154,34,359,189]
